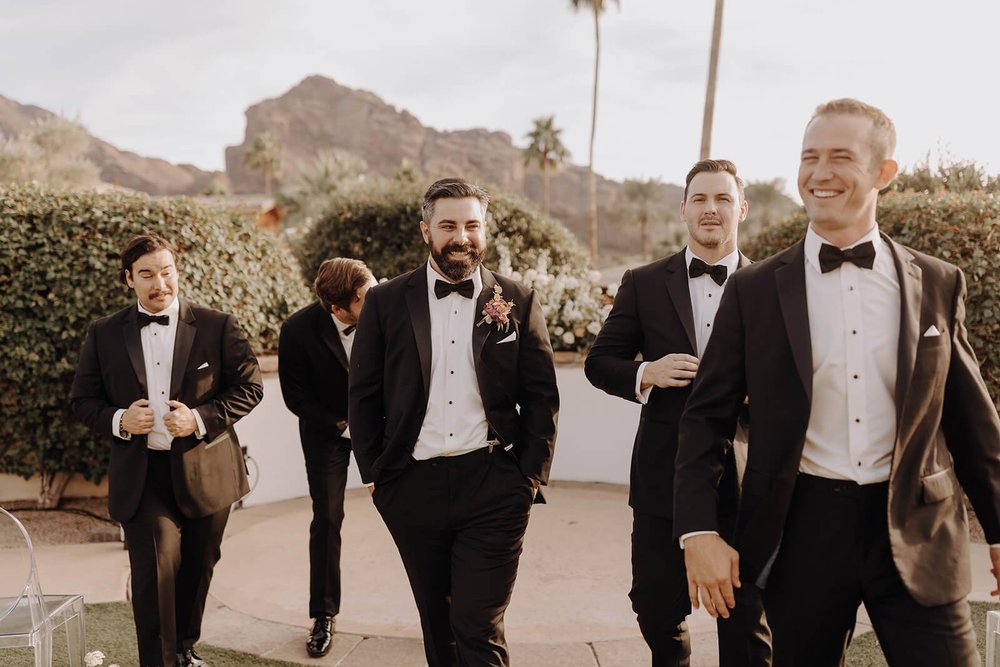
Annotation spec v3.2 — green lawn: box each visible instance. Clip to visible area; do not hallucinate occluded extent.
[0,601,302,667]
[845,600,999,666]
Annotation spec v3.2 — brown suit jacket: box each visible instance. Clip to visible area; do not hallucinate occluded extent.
[71,299,263,522]
[674,234,1000,606]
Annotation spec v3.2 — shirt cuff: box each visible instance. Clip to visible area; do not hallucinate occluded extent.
[112,408,130,440]
[679,530,719,549]
[342,425,351,440]
[192,409,207,440]
[635,362,652,404]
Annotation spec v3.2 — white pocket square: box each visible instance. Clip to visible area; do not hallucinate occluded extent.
[496,331,517,345]
[197,361,210,370]
[923,325,941,338]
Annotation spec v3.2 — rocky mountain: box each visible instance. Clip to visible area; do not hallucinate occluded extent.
[225,75,678,261]
[0,95,224,196]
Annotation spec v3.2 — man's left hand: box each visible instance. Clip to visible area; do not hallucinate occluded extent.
[164,400,197,437]
[990,546,1000,596]
[527,476,539,500]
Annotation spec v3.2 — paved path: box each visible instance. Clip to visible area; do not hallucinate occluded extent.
[9,481,1000,665]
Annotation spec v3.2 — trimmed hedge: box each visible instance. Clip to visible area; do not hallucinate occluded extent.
[743,190,1000,407]
[294,180,589,285]
[0,186,311,481]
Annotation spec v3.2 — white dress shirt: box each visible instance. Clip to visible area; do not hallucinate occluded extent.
[111,297,206,449]
[801,224,900,483]
[635,248,740,402]
[332,313,355,439]
[411,263,490,460]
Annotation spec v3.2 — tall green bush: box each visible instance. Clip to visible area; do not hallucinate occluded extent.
[743,190,1000,407]
[294,180,607,350]
[0,186,311,484]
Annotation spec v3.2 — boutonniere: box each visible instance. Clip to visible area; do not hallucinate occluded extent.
[477,284,515,333]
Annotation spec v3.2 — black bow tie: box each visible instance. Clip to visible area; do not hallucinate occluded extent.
[343,324,356,336]
[137,312,170,328]
[688,258,728,286]
[818,241,876,273]
[434,279,475,299]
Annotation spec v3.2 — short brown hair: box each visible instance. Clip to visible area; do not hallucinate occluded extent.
[119,233,175,285]
[421,178,490,223]
[684,159,745,201]
[314,258,373,312]
[810,98,896,164]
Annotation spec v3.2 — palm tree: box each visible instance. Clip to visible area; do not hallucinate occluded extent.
[622,177,664,260]
[571,0,620,264]
[700,0,725,159]
[523,115,570,216]
[244,132,283,196]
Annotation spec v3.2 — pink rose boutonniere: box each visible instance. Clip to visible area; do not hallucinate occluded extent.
[477,284,515,333]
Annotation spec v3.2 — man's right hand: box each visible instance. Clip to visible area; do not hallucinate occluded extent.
[122,399,154,435]
[641,353,700,389]
[683,533,741,619]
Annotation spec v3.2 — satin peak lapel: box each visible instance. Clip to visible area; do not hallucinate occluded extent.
[170,299,196,400]
[775,242,813,400]
[473,267,498,365]
[405,267,432,398]
[665,252,697,354]
[123,307,148,395]
[319,308,349,371]
[888,237,922,423]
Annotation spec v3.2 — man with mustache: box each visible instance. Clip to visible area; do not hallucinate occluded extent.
[675,99,1000,666]
[71,233,263,666]
[586,159,770,666]
[349,178,559,667]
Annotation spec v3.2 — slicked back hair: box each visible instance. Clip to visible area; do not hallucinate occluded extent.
[119,233,175,285]
[314,257,374,312]
[810,98,897,165]
[421,178,490,223]
[683,159,745,201]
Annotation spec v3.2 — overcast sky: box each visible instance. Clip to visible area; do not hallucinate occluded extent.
[3,1,998,200]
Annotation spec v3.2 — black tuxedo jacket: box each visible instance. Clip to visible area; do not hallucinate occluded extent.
[71,299,263,522]
[348,264,559,491]
[278,301,351,449]
[585,249,747,519]
[674,235,1000,606]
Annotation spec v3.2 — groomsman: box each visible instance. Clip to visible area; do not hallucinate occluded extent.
[349,178,559,667]
[71,233,263,667]
[278,258,376,658]
[675,99,1000,666]
[586,160,770,666]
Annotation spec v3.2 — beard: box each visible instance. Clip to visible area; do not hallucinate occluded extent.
[429,239,486,282]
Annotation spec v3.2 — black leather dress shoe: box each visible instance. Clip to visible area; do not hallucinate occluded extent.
[177,648,208,667]
[307,615,335,657]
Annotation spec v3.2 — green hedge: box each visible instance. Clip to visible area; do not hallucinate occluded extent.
[743,190,1000,407]
[294,180,589,284]
[0,186,311,481]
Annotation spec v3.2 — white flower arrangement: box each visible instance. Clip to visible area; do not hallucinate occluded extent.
[495,244,609,352]
[85,651,119,667]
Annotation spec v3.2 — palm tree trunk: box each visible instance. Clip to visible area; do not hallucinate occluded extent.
[588,3,601,264]
[543,164,551,216]
[640,210,649,261]
[700,0,725,160]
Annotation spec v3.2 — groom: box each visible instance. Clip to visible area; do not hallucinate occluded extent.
[348,178,559,667]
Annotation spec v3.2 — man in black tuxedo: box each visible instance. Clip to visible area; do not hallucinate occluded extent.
[675,99,1000,666]
[348,178,559,667]
[71,233,263,667]
[585,160,770,667]
[278,257,376,658]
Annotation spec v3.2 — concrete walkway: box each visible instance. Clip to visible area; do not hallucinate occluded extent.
[12,482,1000,666]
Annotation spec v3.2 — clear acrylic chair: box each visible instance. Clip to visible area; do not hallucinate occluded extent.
[988,610,1000,667]
[0,505,86,666]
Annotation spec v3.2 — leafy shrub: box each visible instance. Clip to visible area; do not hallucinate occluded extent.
[294,180,605,350]
[0,186,311,482]
[744,190,1000,407]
